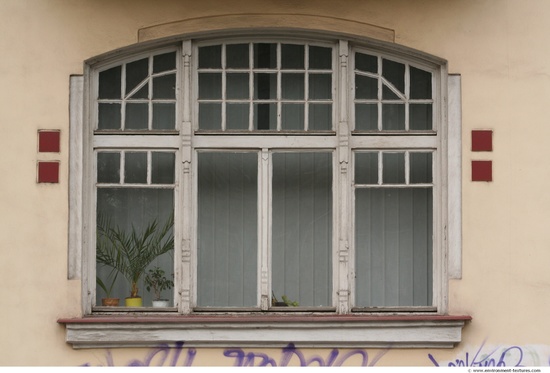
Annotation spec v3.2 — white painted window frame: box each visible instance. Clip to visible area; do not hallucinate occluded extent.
[65,31,465,348]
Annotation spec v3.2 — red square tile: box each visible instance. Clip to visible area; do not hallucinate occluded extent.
[472,160,492,182]
[472,130,492,152]
[38,161,59,183]
[38,130,60,153]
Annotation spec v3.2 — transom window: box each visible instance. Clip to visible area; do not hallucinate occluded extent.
[85,37,448,315]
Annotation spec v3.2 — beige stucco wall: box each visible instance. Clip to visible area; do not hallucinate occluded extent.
[1,0,550,366]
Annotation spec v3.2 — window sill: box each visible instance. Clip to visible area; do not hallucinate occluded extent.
[58,314,471,349]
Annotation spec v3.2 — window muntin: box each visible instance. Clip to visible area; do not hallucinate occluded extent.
[88,38,446,315]
[197,42,334,131]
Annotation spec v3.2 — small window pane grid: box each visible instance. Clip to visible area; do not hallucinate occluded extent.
[89,39,445,315]
[97,50,178,131]
[196,43,334,131]
[353,50,434,132]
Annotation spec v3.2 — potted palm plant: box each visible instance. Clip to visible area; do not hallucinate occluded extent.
[96,214,174,307]
[96,269,119,306]
[145,266,174,307]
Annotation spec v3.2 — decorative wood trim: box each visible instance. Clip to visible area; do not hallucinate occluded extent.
[59,314,471,349]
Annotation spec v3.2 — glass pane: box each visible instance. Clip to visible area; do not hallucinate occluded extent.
[355,188,432,307]
[309,74,331,100]
[98,103,121,130]
[199,45,221,69]
[355,104,378,131]
[355,53,377,74]
[282,73,304,100]
[227,44,249,69]
[226,73,249,100]
[96,188,174,306]
[125,103,148,130]
[410,152,433,184]
[355,152,378,184]
[198,103,221,130]
[153,52,176,73]
[199,73,222,100]
[382,104,405,130]
[125,58,148,96]
[382,152,405,184]
[153,74,176,99]
[382,59,405,94]
[129,84,149,99]
[272,152,332,307]
[125,152,147,184]
[227,103,249,130]
[309,104,332,130]
[355,75,378,100]
[410,66,432,99]
[99,66,121,99]
[410,103,433,131]
[254,43,277,69]
[382,84,401,100]
[309,46,332,70]
[282,104,304,130]
[152,152,175,184]
[254,73,277,100]
[282,44,304,69]
[254,103,277,130]
[152,103,175,130]
[97,152,120,184]
[197,152,258,307]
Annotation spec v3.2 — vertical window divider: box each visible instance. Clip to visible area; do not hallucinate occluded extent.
[147,151,152,185]
[405,151,410,185]
[304,44,310,131]
[121,64,127,131]
[148,55,154,130]
[276,43,282,131]
[405,64,410,131]
[120,151,126,184]
[221,45,227,131]
[260,148,270,310]
[248,43,254,131]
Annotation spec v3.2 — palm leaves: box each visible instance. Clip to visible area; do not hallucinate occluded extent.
[96,214,174,298]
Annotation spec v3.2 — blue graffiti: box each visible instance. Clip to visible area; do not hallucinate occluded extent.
[428,340,524,367]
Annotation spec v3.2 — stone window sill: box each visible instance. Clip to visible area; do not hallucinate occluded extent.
[58,314,471,349]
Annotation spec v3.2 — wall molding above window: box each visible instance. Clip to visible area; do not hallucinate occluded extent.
[59,314,471,349]
[137,14,395,44]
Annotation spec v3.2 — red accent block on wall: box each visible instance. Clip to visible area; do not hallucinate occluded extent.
[38,130,60,153]
[38,161,59,183]
[472,160,492,182]
[472,130,493,152]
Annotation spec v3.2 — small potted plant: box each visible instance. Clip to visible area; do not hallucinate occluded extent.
[96,269,119,307]
[145,266,174,307]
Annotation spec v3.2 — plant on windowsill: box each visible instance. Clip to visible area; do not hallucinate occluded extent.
[145,266,174,308]
[96,214,174,307]
[271,292,299,307]
[96,269,119,307]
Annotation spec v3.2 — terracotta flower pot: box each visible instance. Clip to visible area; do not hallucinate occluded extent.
[101,298,120,307]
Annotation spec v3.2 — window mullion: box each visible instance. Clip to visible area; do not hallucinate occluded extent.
[260,149,270,310]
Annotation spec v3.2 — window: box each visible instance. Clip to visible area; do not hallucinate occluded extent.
[63,33,467,348]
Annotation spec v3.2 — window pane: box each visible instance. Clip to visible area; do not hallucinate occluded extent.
[382,152,405,184]
[226,44,249,69]
[382,104,405,130]
[254,73,277,100]
[226,73,249,100]
[153,52,176,73]
[309,74,331,100]
[355,53,377,74]
[355,104,378,131]
[96,188,174,306]
[382,84,401,100]
[98,103,121,130]
[152,152,175,184]
[254,43,277,69]
[309,103,332,130]
[282,73,304,100]
[272,152,332,307]
[254,103,277,130]
[198,103,221,130]
[153,74,176,99]
[97,152,120,184]
[282,104,304,130]
[410,152,433,184]
[282,44,304,69]
[125,103,148,130]
[355,75,378,100]
[199,73,222,99]
[227,103,249,130]
[199,45,221,69]
[309,46,332,70]
[98,66,121,99]
[355,188,432,307]
[410,66,432,99]
[355,152,378,184]
[382,59,405,94]
[197,152,258,307]
[410,103,433,131]
[125,58,148,96]
[152,103,175,130]
[125,152,147,184]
